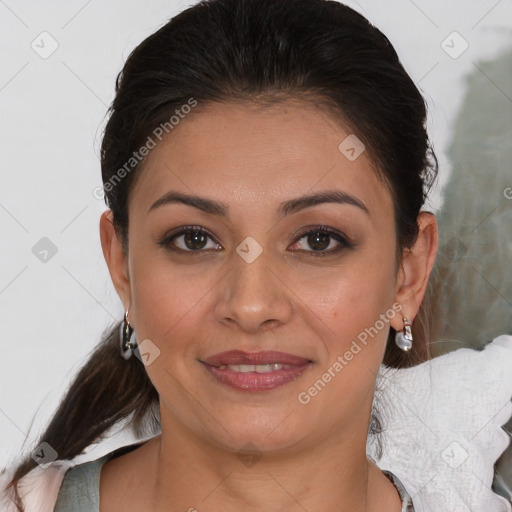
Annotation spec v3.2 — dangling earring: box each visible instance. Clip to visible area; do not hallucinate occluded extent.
[395,316,413,352]
[119,309,137,360]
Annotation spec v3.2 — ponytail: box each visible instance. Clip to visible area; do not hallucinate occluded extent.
[3,323,159,510]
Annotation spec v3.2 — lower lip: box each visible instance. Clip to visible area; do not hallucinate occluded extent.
[202,362,312,391]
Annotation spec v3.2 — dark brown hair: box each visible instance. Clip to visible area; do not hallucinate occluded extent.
[3,0,437,507]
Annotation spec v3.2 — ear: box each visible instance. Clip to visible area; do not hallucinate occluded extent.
[99,210,131,311]
[391,211,438,330]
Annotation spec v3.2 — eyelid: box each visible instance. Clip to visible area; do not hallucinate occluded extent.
[158,224,354,254]
[158,225,222,252]
[292,225,353,243]
[290,225,354,253]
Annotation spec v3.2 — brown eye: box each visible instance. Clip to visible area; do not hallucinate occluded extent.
[183,231,209,250]
[158,226,221,252]
[289,227,353,256]
[306,232,331,251]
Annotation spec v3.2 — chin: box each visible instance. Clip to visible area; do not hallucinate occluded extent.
[207,413,306,456]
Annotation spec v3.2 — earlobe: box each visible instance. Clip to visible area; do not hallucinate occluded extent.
[391,212,438,330]
[99,210,131,310]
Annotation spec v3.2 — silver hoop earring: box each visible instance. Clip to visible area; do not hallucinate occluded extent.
[395,316,413,352]
[119,310,137,360]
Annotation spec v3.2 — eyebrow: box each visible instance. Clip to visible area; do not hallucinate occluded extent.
[148,189,369,217]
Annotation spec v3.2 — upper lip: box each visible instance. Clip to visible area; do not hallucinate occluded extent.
[203,350,312,367]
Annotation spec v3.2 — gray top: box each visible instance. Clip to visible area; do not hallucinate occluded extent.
[54,442,415,511]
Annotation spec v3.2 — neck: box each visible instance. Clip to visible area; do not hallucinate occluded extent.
[140,420,401,512]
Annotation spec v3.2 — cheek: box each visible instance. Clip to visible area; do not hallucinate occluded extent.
[128,249,209,346]
[296,257,397,400]
[127,259,213,395]
[297,252,397,339]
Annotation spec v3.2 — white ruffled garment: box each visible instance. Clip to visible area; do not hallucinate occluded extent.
[1,335,511,512]
[368,334,512,511]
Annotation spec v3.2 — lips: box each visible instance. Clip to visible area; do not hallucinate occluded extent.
[201,350,312,392]
[203,350,312,367]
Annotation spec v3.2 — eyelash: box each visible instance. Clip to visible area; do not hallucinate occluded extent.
[157,225,354,257]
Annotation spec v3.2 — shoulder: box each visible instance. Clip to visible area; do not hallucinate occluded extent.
[52,455,110,512]
[0,440,150,512]
[372,335,512,511]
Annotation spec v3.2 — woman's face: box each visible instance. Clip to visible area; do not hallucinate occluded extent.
[114,99,407,454]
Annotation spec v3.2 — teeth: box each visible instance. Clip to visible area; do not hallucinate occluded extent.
[217,363,294,372]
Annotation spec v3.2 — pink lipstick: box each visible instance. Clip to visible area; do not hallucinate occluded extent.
[201,350,312,391]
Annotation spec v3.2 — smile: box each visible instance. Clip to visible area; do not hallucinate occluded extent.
[217,363,296,372]
[202,361,313,391]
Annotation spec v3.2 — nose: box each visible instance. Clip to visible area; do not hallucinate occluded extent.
[214,247,294,334]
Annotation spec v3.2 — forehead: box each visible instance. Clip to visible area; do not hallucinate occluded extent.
[129,99,392,219]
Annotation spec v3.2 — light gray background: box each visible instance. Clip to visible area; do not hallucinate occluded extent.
[1,0,511,470]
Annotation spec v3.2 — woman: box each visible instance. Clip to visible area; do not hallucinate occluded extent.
[1,0,511,510]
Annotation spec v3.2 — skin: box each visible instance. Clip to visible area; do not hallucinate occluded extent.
[99,98,438,512]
